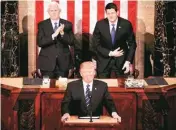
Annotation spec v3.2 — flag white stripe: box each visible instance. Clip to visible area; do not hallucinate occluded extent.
[120,0,128,19]
[74,0,82,33]
[44,1,50,20]
[59,0,67,20]
[105,0,113,7]
[89,0,97,34]
[104,0,114,17]
[42,0,131,34]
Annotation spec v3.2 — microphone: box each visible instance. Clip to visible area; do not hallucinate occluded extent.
[88,91,93,122]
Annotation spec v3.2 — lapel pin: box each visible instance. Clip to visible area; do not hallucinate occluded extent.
[95,88,97,90]
[119,26,121,29]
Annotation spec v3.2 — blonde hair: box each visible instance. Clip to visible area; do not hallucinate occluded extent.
[80,61,95,70]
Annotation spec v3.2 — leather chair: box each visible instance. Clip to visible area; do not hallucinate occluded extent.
[31,69,42,78]
[133,69,139,79]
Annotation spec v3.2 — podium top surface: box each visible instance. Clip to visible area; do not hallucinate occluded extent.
[65,116,118,124]
[63,116,120,127]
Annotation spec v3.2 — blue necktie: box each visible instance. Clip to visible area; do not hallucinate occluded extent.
[85,84,91,108]
[54,22,58,32]
[111,24,116,44]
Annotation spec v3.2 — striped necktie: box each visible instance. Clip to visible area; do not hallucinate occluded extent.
[54,22,58,32]
[85,84,91,108]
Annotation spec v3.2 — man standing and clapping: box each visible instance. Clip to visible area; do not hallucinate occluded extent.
[37,1,74,78]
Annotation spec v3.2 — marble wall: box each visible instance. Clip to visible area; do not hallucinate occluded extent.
[154,1,176,76]
[1,1,19,77]
[1,1,29,77]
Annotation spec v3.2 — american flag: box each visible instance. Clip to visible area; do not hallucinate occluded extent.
[35,0,137,72]
[35,0,137,35]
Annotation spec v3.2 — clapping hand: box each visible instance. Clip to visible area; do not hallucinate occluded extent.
[53,24,65,37]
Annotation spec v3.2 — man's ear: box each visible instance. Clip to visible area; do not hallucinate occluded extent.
[93,70,97,77]
[80,72,82,77]
[59,8,61,13]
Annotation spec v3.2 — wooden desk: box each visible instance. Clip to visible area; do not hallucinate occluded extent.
[62,116,119,130]
[1,78,176,130]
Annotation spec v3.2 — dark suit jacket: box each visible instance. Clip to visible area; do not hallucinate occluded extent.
[93,17,137,73]
[37,18,74,72]
[61,79,117,116]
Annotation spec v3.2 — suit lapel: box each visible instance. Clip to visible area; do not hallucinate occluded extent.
[78,80,87,108]
[91,80,98,110]
[59,18,63,26]
[104,19,113,45]
[47,19,55,34]
[114,17,121,44]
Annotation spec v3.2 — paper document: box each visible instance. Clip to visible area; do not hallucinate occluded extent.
[78,116,100,119]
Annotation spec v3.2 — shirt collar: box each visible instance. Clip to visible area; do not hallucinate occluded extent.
[82,80,93,87]
[51,19,60,25]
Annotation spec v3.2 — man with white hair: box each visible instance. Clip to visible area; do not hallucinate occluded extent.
[37,1,74,78]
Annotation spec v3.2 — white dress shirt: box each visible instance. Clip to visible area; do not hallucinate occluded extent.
[51,19,60,40]
[82,81,93,96]
[109,18,118,32]
[51,19,60,30]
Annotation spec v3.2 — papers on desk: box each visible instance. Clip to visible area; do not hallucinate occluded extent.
[64,116,118,124]
[78,116,100,119]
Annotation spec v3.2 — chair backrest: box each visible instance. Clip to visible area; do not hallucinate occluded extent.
[31,69,42,78]
[133,69,139,79]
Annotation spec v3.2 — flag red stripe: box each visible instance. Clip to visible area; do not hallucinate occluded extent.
[97,1,105,21]
[113,0,120,16]
[82,0,90,33]
[35,1,44,60]
[35,1,44,35]
[128,1,137,32]
[67,1,75,32]
[128,1,137,67]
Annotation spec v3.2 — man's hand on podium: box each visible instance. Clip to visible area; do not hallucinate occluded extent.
[61,113,70,122]
[112,112,121,123]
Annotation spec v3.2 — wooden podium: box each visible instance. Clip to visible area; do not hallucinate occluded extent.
[62,116,120,130]
[1,78,176,130]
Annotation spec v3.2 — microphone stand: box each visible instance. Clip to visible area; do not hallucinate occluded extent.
[89,94,93,122]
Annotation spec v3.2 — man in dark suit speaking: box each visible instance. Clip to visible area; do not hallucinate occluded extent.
[93,3,137,78]
[37,1,74,78]
[61,61,121,122]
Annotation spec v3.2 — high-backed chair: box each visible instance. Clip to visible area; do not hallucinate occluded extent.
[31,69,42,78]
[133,69,139,79]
